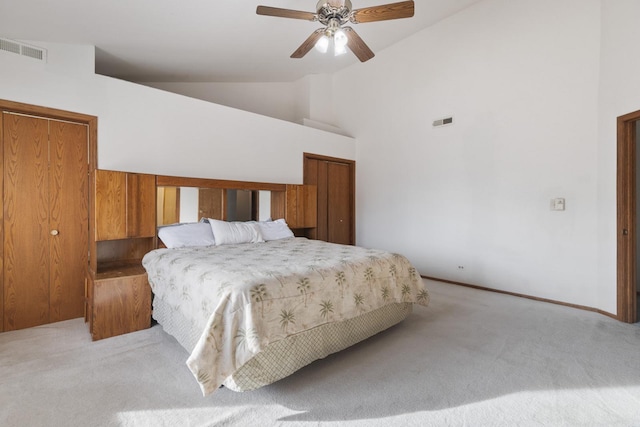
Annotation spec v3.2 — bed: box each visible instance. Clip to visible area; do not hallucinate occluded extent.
[142,220,429,396]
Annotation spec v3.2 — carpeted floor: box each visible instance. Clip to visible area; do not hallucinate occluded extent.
[1,280,639,426]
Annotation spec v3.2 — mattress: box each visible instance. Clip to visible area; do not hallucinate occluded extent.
[142,237,429,395]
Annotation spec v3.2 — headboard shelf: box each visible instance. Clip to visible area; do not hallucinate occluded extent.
[156,175,286,192]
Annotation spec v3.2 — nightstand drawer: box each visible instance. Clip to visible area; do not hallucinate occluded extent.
[89,272,151,341]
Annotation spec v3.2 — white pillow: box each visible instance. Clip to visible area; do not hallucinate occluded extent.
[208,219,265,246]
[257,219,294,241]
[158,222,216,248]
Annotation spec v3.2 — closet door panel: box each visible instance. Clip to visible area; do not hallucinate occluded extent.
[304,154,355,245]
[303,158,328,241]
[3,114,50,330]
[327,162,352,245]
[49,120,88,322]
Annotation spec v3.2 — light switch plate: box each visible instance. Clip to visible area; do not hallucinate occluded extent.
[551,198,565,211]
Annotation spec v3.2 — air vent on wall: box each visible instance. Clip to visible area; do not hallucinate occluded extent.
[0,38,46,62]
[433,116,454,128]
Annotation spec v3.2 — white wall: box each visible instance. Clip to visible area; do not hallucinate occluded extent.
[333,0,606,310]
[0,43,355,185]
[145,74,341,133]
[143,81,298,123]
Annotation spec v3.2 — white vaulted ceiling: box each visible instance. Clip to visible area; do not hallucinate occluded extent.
[0,0,481,83]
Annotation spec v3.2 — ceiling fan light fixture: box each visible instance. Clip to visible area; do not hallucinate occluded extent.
[334,29,347,48]
[315,35,330,53]
[334,42,347,56]
[333,29,348,56]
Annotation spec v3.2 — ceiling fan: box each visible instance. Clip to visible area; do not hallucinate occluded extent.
[256,1,415,62]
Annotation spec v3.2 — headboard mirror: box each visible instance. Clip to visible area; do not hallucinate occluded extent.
[157,187,273,225]
[156,175,287,226]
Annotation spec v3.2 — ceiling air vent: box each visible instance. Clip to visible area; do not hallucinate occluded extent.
[433,116,454,128]
[0,38,46,62]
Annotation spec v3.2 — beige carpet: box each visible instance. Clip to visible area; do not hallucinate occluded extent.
[1,280,639,426]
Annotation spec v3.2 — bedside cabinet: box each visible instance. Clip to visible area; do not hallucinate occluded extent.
[86,265,151,341]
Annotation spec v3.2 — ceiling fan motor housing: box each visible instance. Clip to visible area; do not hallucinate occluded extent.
[317,0,352,26]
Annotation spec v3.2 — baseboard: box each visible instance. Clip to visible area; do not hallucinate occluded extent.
[422,275,619,321]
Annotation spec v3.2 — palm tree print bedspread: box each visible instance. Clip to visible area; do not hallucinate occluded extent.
[142,238,429,395]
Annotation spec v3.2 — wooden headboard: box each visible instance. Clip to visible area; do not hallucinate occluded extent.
[155,174,315,230]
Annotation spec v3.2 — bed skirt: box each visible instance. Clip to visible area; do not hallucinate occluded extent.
[153,297,413,392]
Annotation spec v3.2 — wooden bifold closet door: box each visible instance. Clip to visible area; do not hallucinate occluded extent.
[304,154,355,245]
[2,112,88,331]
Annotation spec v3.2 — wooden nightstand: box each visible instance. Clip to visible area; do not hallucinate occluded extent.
[86,264,151,341]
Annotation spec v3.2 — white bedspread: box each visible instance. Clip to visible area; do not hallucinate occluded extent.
[142,238,429,395]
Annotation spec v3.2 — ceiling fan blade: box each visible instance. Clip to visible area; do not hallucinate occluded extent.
[291,29,326,59]
[343,27,375,62]
[256,6,317,21]
[350,1,414,24]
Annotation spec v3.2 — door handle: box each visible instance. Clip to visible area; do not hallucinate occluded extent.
[50,230,59,236]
